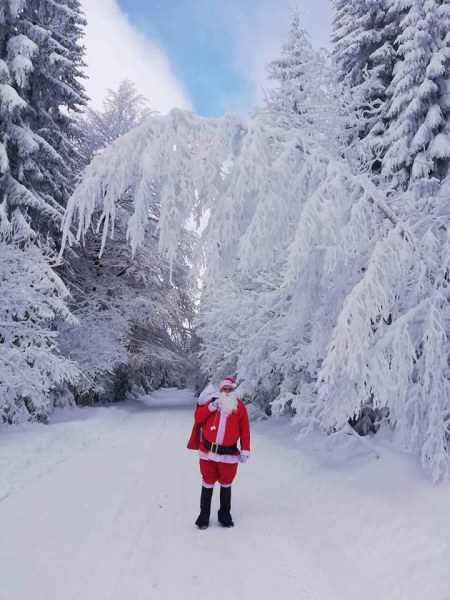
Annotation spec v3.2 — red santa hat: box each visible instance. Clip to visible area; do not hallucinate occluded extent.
[219,377,237,391]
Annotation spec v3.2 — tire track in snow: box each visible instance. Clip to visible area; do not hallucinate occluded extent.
[0,391,346,600]
[243,431,343,600]
[63,414,170,600]
[265,518,341,600]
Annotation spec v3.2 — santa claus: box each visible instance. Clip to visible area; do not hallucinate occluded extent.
[187,376,251,529]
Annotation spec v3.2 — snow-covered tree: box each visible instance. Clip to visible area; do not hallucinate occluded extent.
[78,79,155,163]
[0,0,87,423]
[60,200,196,403]
[63,88,195,402]
[61,102,450,481]
[0,0,87,240]
[376,0,450,188]
[266,12,318,125]
[0,208,79,425]
[331,0,400,163]
[318,177,450,481]
[263,11,337,147]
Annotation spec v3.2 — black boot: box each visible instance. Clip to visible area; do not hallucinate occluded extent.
[195,486,213,530]
[218,485,234,527]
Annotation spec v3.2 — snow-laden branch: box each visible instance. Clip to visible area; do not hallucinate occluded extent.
[61,109,242,260]
[60,102,450,481]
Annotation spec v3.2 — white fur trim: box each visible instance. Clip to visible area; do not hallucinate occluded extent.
[216,412,227,445]
[240,450,250,457]
[198,450,240,464]
[198,383,219,405]
[219,378,236,391]
[202,480,215,489]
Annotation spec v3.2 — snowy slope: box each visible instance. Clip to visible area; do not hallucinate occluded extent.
[1,389,450,600]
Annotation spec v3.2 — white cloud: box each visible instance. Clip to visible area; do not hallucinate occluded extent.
[80,0,192,113]
[222,4,287,114]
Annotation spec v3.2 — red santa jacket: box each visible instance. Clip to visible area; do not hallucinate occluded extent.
[187,398,250,462]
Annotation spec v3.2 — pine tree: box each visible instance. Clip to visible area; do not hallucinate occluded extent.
[377,0,450,188]
[331,0,400,161]
[266,12,315,123]
[264,11,330,141]
[0,208,79,424]
[0,0,87,241]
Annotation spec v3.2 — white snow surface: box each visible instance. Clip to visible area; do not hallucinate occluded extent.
[1,388,450,600]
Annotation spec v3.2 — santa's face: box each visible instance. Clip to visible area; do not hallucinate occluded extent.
[218,387,238,415]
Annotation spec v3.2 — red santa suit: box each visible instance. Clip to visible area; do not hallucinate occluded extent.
[187,381,251,487]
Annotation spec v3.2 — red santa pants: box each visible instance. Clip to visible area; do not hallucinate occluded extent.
[200,459,238,487]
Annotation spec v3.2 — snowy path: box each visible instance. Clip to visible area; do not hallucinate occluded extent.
[1,389,450,600]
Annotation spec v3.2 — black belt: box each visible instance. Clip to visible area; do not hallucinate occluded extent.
[203,439,238,455]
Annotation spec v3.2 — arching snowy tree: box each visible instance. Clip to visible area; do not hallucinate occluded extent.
[318,177,450,481]
[63,91,196,403]
[61,104,450,481]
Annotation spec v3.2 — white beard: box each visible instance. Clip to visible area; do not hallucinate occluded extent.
[218,392,238,416]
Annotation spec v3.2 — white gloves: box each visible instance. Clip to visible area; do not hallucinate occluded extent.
[239,454,249,464]
[208,400,218,412]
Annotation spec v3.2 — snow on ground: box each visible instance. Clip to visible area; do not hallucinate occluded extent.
[1,388,450,600]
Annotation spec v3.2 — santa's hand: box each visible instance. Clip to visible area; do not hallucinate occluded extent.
[239,454,249,464]
[208,400,218,412]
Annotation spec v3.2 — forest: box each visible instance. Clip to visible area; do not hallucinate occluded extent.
[1,0,450,481]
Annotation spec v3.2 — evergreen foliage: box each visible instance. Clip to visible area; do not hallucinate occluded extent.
[332,0,400,163]
[376,0,450,187]
[0,0,87,240]
[0,209,79,425]
[266,11,321,129]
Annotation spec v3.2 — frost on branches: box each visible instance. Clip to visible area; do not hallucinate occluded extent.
[317,177,450,482]
[62,99,450,481]
[376,0,450,187]
[0,209,79,425]
[0,0,87,240]
[60,197,197,403]
[62,87,196,402]
[62,109,242,263]
[332,0,399,155]
[77,80,156,163]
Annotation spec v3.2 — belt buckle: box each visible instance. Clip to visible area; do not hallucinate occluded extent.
[210,442,219,453]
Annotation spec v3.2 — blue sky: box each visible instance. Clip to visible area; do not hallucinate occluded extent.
[116,0,250,116]
[81,0,333,118]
